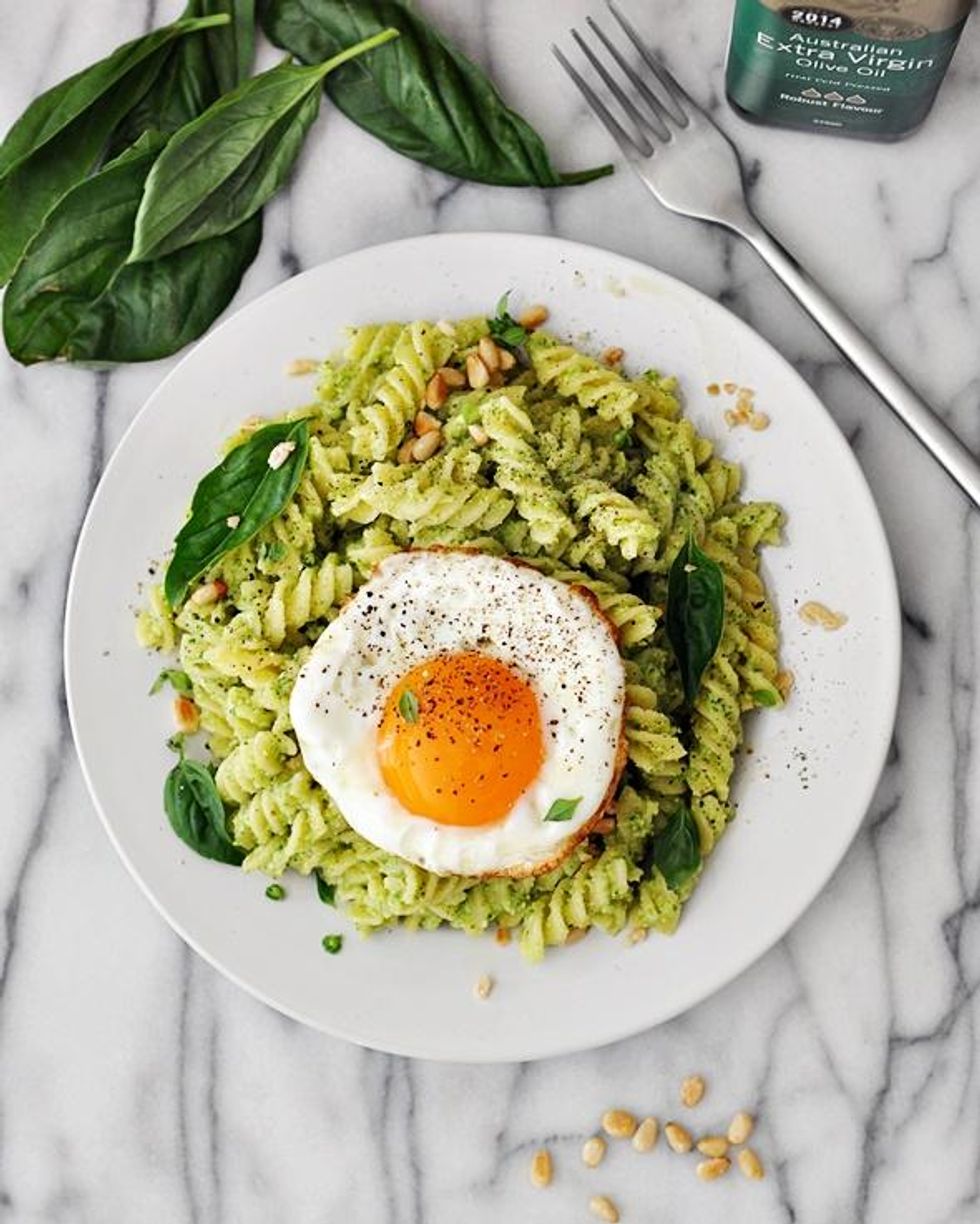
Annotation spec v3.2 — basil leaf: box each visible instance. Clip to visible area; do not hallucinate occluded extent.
[108,1,254,153]
[752,688,780,708]
[666,535,725,704]
[398,689,419,723]
[544,797,582,823]
[488,292,528,350]
[130,28,397,262]
[164,758,244,865]
[315,874,336,905]
[3,133,261,365]
[651,806,701,891]
[164,418,310,607]
[261,0,613,188]
[0,14,228,286]
[150,668,193,696]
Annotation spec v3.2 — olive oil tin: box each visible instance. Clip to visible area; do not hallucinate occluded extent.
[725,0,974,138]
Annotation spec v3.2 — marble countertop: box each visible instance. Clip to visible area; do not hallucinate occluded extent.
[2,2,979,1221]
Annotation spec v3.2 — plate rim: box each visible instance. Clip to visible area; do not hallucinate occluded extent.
[64,230,902,1061]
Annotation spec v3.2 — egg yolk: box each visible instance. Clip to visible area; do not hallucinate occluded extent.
[376,652,544,827]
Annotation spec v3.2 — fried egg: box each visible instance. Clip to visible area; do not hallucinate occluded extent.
[289,550,626,877]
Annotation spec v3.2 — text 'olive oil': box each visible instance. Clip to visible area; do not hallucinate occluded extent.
[725,0,974,138]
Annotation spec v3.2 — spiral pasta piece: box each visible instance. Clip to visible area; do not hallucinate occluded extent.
[527,332,639,428]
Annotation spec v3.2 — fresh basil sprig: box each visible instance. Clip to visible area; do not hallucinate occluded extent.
[651,806,701,891]
[3,133,262,365]
[261,0,613,188]
[164,758,244,865]
[544,797,582,823]
[488,292,528,350]
[665,535,725,705]
[130,27,398,262]
[150,668,193,696]
[0,14,229,286]
[164,418,310,606]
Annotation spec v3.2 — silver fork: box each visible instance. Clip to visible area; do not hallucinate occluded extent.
[555,2,980,509]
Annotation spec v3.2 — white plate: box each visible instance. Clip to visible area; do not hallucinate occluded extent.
[65,233,900,1062]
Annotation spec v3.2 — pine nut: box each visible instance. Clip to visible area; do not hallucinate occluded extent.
[497,347,517,371]
[737,1148,764,1180]
[564,927,588,945]
[680,1076,705,1108]
[424,372,448,410]
[437,365,466,388]
[696,1136,729,1158]
[172,696,199,734]
[627,927,648,945]
[397,438,416,465]
[466,353,490,388]
[631,1117,658,1152]
[696,1156,731,1181]
[727,1111,754,1145]
[190,579,227,605]
[410,429,442,462]
[478,335,501,371]
[468,424,489,446]
[488,368,504,388]
[588,1194,619,1222]
[582,1135,607,1168]
[414,409,441,435]
[799,601,848,630]
[600,346,624,366]
[518,304,549,330]
[601,1109,637,1139]
[774,670,794,701]
[664,1122,693,1153]
[529,1148,552,1188]
[285,357,318,376]
[592,816,615,836]
[473,973,494,1001]
[495,926,511,946]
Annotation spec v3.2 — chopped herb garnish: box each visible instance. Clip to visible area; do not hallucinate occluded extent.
[488,291,528,350]
[265,883,286,901]
[398,689,420,723]
[150,668,193,696]
[315,874,336,906]
[544,796,582,823]
[612,429,632,449]
[322,934,343,955]
[752,688,780,708]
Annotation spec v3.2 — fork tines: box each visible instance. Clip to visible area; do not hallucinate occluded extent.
[553,1,693,160]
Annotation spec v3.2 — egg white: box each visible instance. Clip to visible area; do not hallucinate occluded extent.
[289,550,626,877]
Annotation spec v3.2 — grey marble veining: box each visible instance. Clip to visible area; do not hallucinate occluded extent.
[1,2,979,1221]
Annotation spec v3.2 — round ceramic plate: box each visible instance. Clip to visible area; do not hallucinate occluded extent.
[65,233,900,1061]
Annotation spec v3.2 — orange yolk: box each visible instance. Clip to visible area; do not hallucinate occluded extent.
[376,652,544,827]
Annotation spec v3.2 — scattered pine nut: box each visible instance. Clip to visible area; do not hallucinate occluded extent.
[680,1076,706,1108]
[495,926,512,946]
[582,1135,607,1168]
[267,440,296,470]
[631,1117,659,1152]
[748,410,770,431]
[696,1156,731,1181]
[225,515,241,529]
[696,1136,729,1158]
[473,973,494,1001]
[410,429,442,462]
[424,372,448,410]
[724,409,741,428]
[627,926,648,946]
[664,1122,693,1153]
[529,1148,552,1188]
[592,816,615,836]
[564,927,588,946]
[601,1109,638,1139]
[519,304,549,330]
[600,346,624,366]
[414,409,441,435]
[588,1194,619,1223]
[468,423,490,447]
[285,357,318,376]
[727,1111,754,1145]
[190,579,227,606]
[466,353,490,388]
[706,383,720,396]
[774,670,794,701]
[722,381,737,395]
[799,600,848,630]
[397,438,416,465]
[435,319,457,337]
[437,365,466,388]
[172,696,199,734]
[497,347,517,371]
[737,1147,764,1180]
[478,335,501,372]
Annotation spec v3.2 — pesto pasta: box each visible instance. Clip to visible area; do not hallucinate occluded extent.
[139,311,783,961]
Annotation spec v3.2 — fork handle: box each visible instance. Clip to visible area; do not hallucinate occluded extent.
[741,221,980,509]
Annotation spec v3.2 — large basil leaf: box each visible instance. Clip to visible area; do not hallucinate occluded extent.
[198,0,257,94]
[3,132,261,366]
[260,0,612,188]
[666,534,725,704]
[130,27,396,262]
[164,758,245,865]
[0,14,228,286]
[165,418,310,606]
[651,806,701,892]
